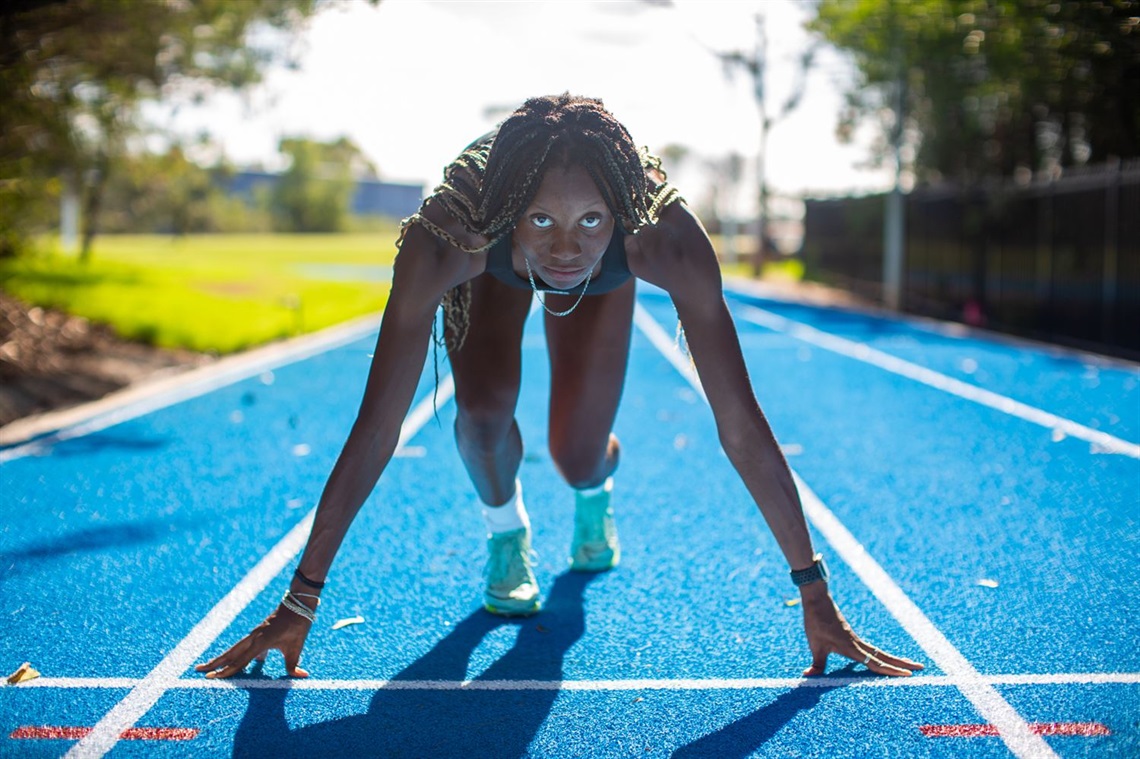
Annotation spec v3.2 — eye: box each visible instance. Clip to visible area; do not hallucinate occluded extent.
[579,215,602,229]
[530,215,553,229]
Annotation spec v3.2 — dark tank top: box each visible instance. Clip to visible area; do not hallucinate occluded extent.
[484,226,632,295]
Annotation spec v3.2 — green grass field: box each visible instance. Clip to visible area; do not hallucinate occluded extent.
[0,232,401,354]
[1,229,802,356]
[719,257,804,282]
[707,234,805,282]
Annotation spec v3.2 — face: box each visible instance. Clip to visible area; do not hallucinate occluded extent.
[512,164,615,290]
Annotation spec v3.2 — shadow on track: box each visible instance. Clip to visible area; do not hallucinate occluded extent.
[672,669,854,758]
[232,571,597,758]
[0,431,170,458]
[0,517,195,581]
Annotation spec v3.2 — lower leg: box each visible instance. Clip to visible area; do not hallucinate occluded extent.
[555,432,621,490]
[455,414,523,506]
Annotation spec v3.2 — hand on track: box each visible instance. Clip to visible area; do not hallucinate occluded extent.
[195,603,313,680]
[799,584,923,677]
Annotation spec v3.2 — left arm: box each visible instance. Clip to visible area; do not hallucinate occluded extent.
[630,202,921,677]
[631,203,814,571]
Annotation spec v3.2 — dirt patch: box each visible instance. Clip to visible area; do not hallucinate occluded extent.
[0,292,214,429]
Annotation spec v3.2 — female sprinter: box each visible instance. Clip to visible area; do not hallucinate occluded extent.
[197,94,921,681]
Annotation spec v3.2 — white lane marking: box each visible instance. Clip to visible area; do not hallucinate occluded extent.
[632,306,705,401]
[793,476,1058,758]
[633,302,1058,759]
[21,679,139,689]
[0,313,384,462]
[737,305,1140,459]
[20,671,1140,690]
[65,376,456,759]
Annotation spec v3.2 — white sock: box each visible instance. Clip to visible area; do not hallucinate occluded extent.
[482,479,530,534]
[576,477,613,500]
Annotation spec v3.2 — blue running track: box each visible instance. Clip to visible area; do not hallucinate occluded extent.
[2,281,1137,758]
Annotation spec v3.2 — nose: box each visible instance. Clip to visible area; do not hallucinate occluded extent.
[549,230,580,262]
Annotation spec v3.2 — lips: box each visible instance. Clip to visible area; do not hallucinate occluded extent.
[541,265,589,288]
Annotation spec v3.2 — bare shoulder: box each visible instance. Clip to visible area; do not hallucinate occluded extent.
[388,218,486,318]
[626,201,721,297]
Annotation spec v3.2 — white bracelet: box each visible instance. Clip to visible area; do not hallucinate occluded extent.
[280,590,317,623]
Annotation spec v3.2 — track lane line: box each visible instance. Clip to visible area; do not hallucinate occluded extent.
[19,672,1140,690]
[735,304,1139,459]
[64,374,455,759]
[633,302,1059,759]
[18,671,1140,691]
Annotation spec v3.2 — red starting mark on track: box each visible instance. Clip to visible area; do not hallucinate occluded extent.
[11,726,199,741]
[921,722,1111,738]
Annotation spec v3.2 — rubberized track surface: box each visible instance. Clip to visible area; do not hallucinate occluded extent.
[2,282,1137,758]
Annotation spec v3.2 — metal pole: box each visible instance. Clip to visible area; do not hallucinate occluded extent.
[884,186,903,309]
[1102,157,1120,344]
[60,171,79,255]
[882,10,905,310]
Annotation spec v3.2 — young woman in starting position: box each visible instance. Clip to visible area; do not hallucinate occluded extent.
[198,94,921,680]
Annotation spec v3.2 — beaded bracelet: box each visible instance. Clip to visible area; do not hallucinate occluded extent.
[280,590,318,624]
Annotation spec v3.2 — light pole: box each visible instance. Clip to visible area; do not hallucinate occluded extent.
[717,13,816,278]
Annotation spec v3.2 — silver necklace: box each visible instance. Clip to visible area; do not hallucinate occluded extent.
[525,257,592,317]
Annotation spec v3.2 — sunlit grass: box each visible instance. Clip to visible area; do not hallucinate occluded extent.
[707,234,805,282]
[719,257,805,282]
[1,227,803,356]
[0,231,401,354]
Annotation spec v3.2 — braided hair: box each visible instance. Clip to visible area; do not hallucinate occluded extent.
[401,94,681,353]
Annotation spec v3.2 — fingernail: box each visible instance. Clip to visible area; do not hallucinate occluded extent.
[205,672,216,679]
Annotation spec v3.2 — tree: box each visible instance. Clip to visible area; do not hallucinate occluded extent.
[271,136,374,233]
[717,15,818,273]
[0,0,377,258]
[97,145,262,235]
[809,0,1140,183]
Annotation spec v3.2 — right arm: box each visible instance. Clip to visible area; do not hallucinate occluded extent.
[297,220,481,583]
[196,215,487,679]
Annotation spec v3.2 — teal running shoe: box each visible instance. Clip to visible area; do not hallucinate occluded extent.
[483,527,541,616]
[569,480,620,572]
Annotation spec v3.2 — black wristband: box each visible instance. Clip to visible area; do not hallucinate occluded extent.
[293,568,326,590]
[789,554,829,587]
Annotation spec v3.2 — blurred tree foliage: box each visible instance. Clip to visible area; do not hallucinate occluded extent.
[810,0,1140,183]
[0,0,377,259]
[98,146,273,235]
[272,136,375,233]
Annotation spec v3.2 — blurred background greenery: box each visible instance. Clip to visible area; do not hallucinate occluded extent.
[1,0,1137,359]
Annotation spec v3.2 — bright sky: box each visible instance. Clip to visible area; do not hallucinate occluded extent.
[149,0,891,216]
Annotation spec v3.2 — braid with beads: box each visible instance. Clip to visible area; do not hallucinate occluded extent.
[399,94,682,353]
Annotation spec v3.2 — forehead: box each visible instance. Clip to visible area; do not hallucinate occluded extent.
[530,164,605,207]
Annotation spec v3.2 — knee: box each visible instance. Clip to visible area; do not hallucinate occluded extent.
[454,401,516,454]
[550,433,620,489]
